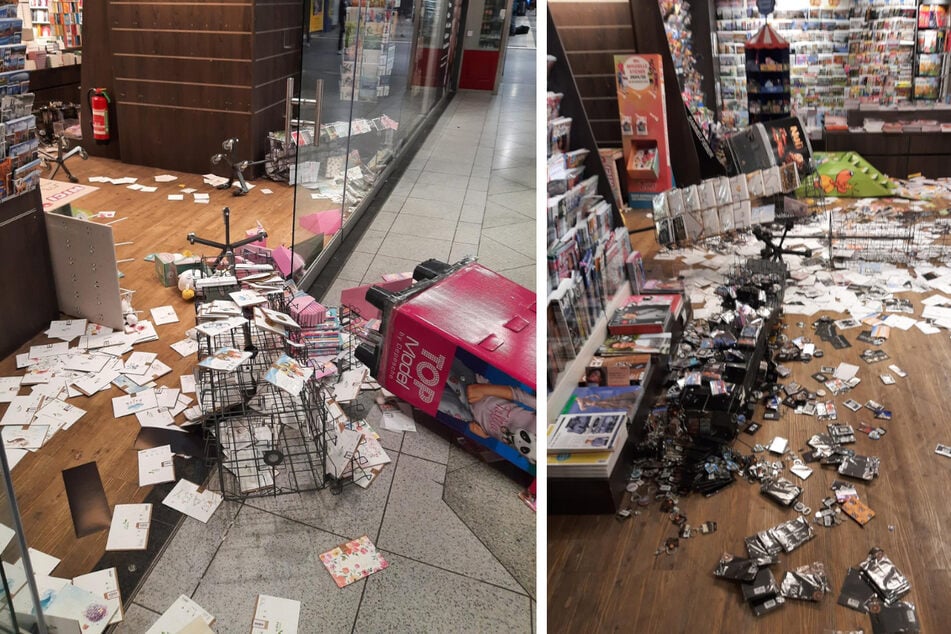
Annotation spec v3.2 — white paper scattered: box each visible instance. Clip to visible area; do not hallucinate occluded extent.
[150,305,179,325]
[167,194,184,201]
[154,174,178,182]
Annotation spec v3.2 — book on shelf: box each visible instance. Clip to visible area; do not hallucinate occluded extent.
[583,353,652,387]
[547,411,627,453]
[607,294,683,336]
[548,421,629,478]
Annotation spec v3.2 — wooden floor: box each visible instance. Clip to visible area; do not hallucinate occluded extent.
[0,156,300,578]
[548,210,951,633]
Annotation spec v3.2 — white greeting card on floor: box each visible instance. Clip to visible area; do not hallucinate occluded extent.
[0,394,43,426]
[135,408,176,430]
[46,318,88,342]
[138,445,175,486]
[0,377,22,403]
[72,567,123,625]
[170,338,199,357]
[251,594,300,634]
[162,479,223,523]
[179,374,196,393]
[122,351,157,376]
[150,305,179,325]
[106,504,152,551]
[2,425,48,451]
[112,389,159,418]
[145,595,215,634]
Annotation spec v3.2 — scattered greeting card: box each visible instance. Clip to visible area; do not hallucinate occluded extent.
[145,594,215,634]
[319,534,388,588]
[170,338,199,357]
[123,351,157,376]
[264,354,314,396]
[150,305,179,325]
[138,445,175,486]
[105,504,152,551]
[47,318,88,342]
[112,389,159,418]
[0,376,21,402]
[72,567,124,625]
[162,479,223,523]
[251,594,301,634]
[2,425,48,450]
[198,347,253,372]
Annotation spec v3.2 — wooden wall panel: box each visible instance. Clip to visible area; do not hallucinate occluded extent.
[113,104,252,173]
[107,4,252,30]
[81,0,122,159]
[113,55,252,86]
[108,30,253,59]
[83,0,302,174]
[114,79,253,112]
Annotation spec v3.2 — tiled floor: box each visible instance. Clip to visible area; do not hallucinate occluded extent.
[321,46,537,304]
[115,41,536,634]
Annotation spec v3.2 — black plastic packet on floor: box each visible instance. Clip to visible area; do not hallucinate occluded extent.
[750,594,786,616]
[760,477,803,506]
[713,553,760,582]
[746,530,783,559]
[780,562,829,601]
[869,601,920,634]
[838,567,879,613]
[839,454,881,481]
[859,548,912,606]
[741,567,781,603]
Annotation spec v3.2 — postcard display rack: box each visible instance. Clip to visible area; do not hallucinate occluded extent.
[192,281,339,500]
[713,0,852,131]
[745,23,792,124]
[915,0,950,101]
[341,0,399,103]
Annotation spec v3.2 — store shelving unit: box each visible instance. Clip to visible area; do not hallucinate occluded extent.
[848,0,916,106]
[745,23,791,124]
[915,0,950,101]
[713,0,851,131]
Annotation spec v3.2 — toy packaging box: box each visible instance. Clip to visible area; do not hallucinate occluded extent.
[369,261,537,474]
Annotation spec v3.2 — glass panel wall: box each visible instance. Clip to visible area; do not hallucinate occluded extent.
[292,0,464,283]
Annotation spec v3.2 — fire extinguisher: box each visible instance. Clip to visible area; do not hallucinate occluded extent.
[88,88,111,142]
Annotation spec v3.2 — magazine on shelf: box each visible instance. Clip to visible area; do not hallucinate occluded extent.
[548,421,629,478]
[583,354,652,387]
[607,294,682,335]
[598,332,672,356]
[562,385,643,417]
[547,411,627,453]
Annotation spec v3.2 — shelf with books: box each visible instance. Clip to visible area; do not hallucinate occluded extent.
[547,14,627,413]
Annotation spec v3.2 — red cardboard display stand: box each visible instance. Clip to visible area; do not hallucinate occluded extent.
[614,54,673,208]
[358,259,537,474]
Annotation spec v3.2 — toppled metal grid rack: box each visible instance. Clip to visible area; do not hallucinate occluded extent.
[194,318,333,500]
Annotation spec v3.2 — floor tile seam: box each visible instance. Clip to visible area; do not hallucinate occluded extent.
[374,546,533,599]
[350,447,405,634]
[187,503,247,602]
[237,497,366,545]
[129,601,163,617]
[379,457,529,597]
[439,473,535,599]
[400,189,470,206]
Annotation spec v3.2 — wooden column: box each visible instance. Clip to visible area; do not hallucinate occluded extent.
[81,0,301,175]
